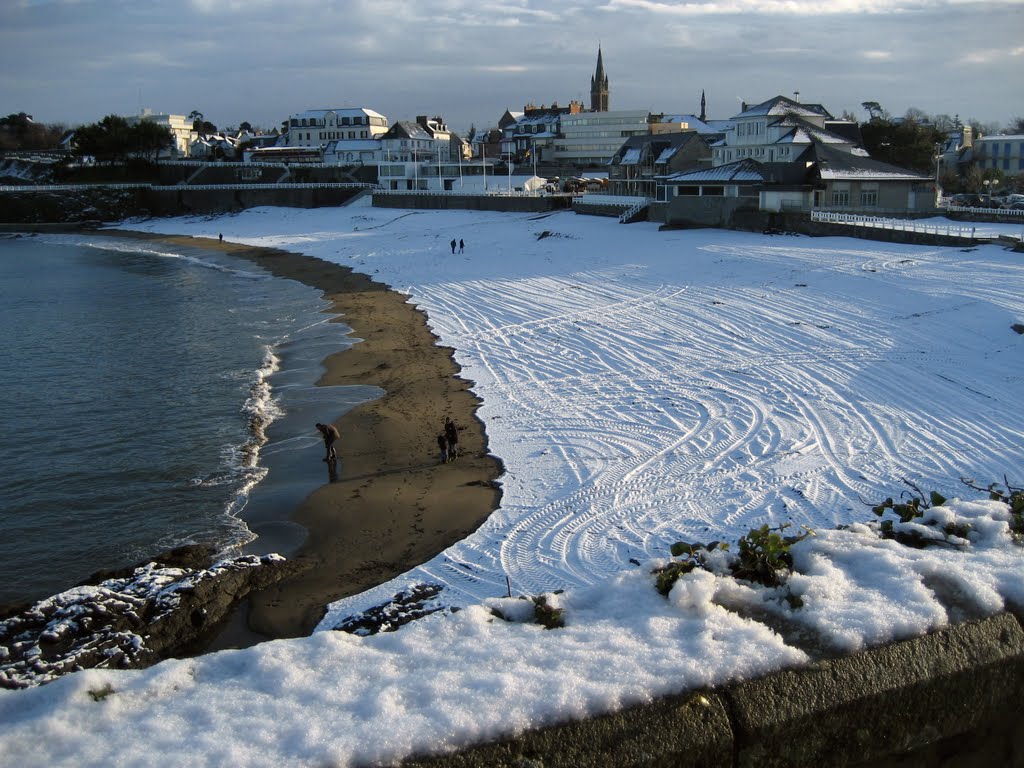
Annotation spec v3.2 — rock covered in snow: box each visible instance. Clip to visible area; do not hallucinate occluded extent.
[0,546,290,689]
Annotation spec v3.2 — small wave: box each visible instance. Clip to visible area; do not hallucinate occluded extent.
[41,235,271,280]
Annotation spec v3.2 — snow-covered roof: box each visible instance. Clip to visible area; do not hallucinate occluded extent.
[324,139,382,152]
[291,107,386,121]
[735,95,832,121]
[813,143,930,181]
[772,115,853,146]
[619,147,642,165]
[663,158,766,183]
[381,121,435,141]
[975,133,1024,142]
[655,145,681,164]
[655,114,722,135]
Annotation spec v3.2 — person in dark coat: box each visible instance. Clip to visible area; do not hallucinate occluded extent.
[437,433,449,464]
[459,238,465,253]
[316,422,340,462]
[450,238,457,254]
[444,417,459,460]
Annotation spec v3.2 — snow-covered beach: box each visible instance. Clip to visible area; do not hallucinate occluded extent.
[1,205,1022,767]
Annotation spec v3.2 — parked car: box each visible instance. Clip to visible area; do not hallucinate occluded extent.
[947,193,985,208]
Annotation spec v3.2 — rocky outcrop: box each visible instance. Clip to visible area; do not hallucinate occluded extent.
[0,186,152,224]
[0,545,292,689]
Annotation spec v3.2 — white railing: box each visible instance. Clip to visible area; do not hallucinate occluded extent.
[374,188,546,198]
[944,204,1024,218]
[573,194,647,208]
[0,182,377,193]
[811,210,978,239]
[0,183,151,192]
[151,182,377,191]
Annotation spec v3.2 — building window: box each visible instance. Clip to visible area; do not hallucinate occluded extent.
[831,190,850,206]
[1004,158,1011,170]
[861,190,878,206]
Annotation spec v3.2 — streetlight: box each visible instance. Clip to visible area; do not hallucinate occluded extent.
[983,178,999,207]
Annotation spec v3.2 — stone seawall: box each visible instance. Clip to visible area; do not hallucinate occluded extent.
[0,185,368,224]
[372,192,569,214]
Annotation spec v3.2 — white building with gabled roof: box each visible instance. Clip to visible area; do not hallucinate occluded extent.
[711,95,860,167]
[286,108,389,148]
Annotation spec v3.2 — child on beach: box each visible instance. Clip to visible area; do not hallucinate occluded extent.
[437,433,449,464]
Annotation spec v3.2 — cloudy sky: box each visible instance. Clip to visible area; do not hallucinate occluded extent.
[1,0,1021,134]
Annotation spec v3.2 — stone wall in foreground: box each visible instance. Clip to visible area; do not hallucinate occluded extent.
[401,612,1024,768]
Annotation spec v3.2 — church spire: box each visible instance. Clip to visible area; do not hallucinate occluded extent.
[700,89,706,123]
[590,46,609,112]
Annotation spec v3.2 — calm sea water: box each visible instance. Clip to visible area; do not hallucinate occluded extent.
[0,233,380,605]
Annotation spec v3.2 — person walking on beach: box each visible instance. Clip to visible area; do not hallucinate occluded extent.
[316,422,340,463]
[450,238,457,254]
[459,238,465,253]
[437,433,449,464]
[444,417,459,460]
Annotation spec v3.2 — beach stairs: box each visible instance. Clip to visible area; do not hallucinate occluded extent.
[572,195,649,222]
[618,199,649,224]
[184,165,207,185]
[342,188,376,207]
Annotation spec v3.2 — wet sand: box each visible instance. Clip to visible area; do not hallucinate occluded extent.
[105,230,503,639]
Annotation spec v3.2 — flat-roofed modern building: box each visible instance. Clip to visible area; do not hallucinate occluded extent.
[553,109,651,167]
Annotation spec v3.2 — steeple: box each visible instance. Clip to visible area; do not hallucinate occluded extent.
[590,46,609,112]
[700,90,706,123]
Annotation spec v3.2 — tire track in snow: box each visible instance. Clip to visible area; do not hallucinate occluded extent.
[344,229,1024,609]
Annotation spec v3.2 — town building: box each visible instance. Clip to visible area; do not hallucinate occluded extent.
[129,110,196,157]
[553,109,651,166]
[607,131,712,197]
[972,134,1024,177]
[285,108,389,148]
[654,96,932,217]
[710,95,858,167]
[500,101,584,163]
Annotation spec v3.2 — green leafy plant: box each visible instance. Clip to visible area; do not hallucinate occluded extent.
[732,524,813,587]
[490,592,565,629]
[88,683,115,702]
[870,479,970,547]
[962,476,1024,540]
[531,594,564,630]
[652,540,728,596]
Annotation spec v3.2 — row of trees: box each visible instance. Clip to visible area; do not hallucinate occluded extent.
[0,112,67,151]
[73,115,174,164]
[853,103,1024,192]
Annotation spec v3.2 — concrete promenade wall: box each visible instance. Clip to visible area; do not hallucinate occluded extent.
[656,199,992,247]
[401,612,1024,767]
[143,186,366,216]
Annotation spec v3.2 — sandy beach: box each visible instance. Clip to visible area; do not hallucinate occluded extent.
[105,230,503,639]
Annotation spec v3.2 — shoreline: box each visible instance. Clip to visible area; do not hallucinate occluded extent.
[99,229,504,639]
